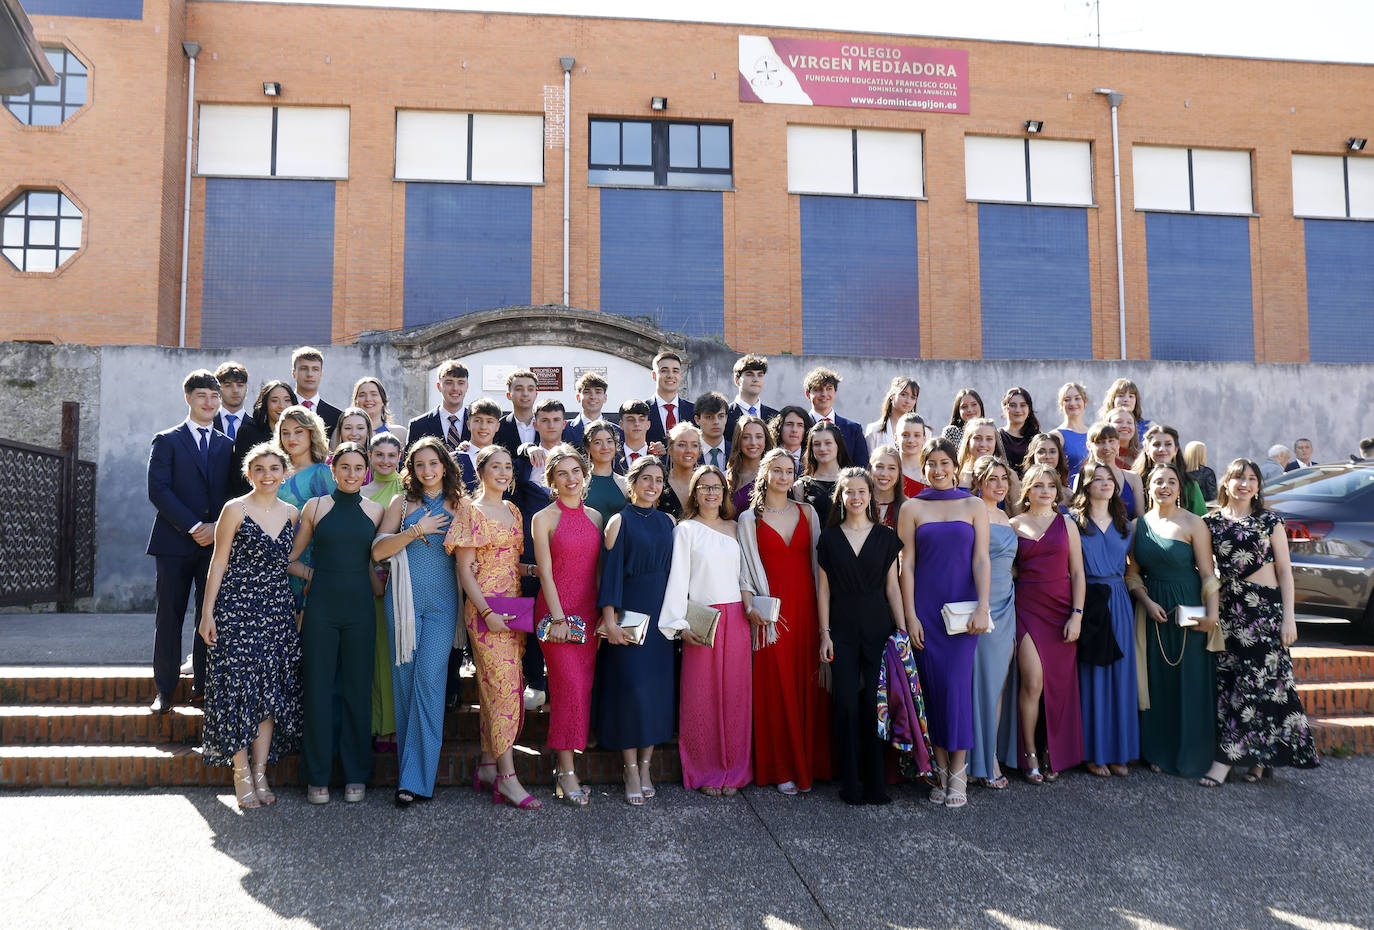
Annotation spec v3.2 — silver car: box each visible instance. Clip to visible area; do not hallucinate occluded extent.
[1264,463,1374,639]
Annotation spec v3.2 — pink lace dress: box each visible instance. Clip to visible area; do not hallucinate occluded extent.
[535,500,601,751]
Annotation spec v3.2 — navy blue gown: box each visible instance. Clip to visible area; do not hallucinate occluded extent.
[595,503,677,749]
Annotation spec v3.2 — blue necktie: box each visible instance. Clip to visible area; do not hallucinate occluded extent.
[197,427,210,467]
[748,406,757,417]
[224,414,237,440]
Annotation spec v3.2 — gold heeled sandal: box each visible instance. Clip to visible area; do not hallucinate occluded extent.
[233,765,260,810]
[251,764,276,805]
[553,768,590,807]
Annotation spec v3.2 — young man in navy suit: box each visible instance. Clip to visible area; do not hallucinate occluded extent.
[290,346,341,433]
[146,370,234,713]
[212,361,252,496]
[803,366,869,468]
[694,391,732,470]
[494,368,539,455]
[644,349,693,447]
[562,370,621,448]
[724,354,778,445]
[455,398,503,493]
[406,359,470,451]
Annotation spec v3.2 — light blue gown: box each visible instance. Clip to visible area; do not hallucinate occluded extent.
[1077,519,1139,766]
[971,522,1017,780]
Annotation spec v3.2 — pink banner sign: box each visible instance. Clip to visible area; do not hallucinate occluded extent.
[739,35,969,114]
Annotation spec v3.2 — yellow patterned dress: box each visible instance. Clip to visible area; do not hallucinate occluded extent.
[444,500,525,756]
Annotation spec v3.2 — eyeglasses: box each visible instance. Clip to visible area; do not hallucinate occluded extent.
[697,484,725,495]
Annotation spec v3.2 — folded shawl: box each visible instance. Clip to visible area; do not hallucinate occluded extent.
[876,629,934,776]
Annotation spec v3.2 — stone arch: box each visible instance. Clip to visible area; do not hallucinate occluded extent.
[369,305,688,407]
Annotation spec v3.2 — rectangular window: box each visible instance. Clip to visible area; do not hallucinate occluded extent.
[589,119,732,189]
[197,105,349,179]
[965,136,1093,206]
[395,110,543,184]
[1293,154,1374,219]
[1132,145,1252,214]
[786,126,924,198]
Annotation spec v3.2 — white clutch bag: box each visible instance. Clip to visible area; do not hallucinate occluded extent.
[942,600,991,635]
[600,609,651,645]
[751,596,783,652]
[1175,604,1205,628]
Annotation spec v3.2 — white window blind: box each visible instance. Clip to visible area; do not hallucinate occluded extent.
[275,107,349,179]
[470,113,544,183]
[787,126,856,195]
[855,129,923,198]
[966,136,1092,205]
[1134,145,1251,213]
[1132,145,1191,211]
[1191,148,1251,214]
[787,125,922,197]
[1292,154,1347,217]
[197,105,272,177]
[1346,157,1374,219]
[395,110,468,181]
[964,136,1026,202]
[1028,139,1092,205]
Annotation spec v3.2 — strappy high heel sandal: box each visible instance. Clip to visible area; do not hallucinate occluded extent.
[622,763,645,806]
[251,763,276,805]
[233,764,260,810]
[493,772,541,810]
[928,764,948,804]
[1022,752,1044,786]
[945,764,968,809]
[471,760,497,793]
[638,759,656,799]
[553,769,590,808]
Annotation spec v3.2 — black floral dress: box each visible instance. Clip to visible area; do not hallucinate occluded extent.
[202,508,303,766]
[1203,509,1318,770]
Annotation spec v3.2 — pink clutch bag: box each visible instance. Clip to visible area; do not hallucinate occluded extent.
[480,596,535,633]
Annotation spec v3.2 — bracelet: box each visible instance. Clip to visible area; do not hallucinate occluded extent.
[1071,607,1083,614]
[480,606,493,618]
[819,627,830,633]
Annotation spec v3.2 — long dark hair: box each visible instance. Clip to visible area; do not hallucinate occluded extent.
[1143,461,1188,511]
[1071,462,1130,538]
[768,405,814,449]
[826,467,879,528]
[1136,423,1199,496]
[948,388,984,429]
[803,420,854,475]
[251,379,297,428]
[1215,458,1268,513]
[1001,386,1041,437]
[401,436,466,509]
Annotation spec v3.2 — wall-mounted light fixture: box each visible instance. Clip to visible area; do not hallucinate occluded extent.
[1024,120,1044,134]
[650,96,668,111]
[263,81,282,97]
[1348,137,1367,151]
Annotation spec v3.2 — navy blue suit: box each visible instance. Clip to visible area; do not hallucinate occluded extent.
[494,413,531,457]
[725,401,779,448]
[301,398,341,433]
[645,396,694,446]
[146,421,233,696]
[407,407,469,452]
[563,414,622,451]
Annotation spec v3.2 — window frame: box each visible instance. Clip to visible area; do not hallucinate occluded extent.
[588,118,733,190]
[3,45,89,128]
[1,188,84,275]
[1132,144,1257,217]
[964,135,1096,208]
[1292,153,1374,221]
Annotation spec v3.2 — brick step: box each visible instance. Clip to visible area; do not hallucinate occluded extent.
[0,702,546,746]
[1311,715,1374,755]
[1297,681,1374,717]
[0,667,481,707]
[1291,646,1374,684]
[0,740,681,789]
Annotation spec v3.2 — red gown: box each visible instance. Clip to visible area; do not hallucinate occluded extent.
[753,505,833,788]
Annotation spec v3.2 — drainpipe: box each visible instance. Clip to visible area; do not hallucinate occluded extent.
[560,56,575,306]
[178,41,201,348]
[1094,88,1126,359]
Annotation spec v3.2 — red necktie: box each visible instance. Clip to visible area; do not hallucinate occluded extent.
[664,403,676,430]
[629,452,641,464]
[303,400,314,411]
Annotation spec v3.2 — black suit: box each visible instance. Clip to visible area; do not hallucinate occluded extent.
[645,396,694,446]
[725,401,779,446]
[146,422,233,697]
[407,407,469,452]
[494,413,532,457]
[302,398,340,433]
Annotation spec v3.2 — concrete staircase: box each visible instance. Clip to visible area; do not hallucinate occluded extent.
[0,666,680,788]
[2,646,1369,788]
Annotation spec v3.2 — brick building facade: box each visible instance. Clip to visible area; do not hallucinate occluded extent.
[3,0,1372,361]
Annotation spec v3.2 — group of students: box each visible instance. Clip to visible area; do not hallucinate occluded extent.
[150,346,1319,813]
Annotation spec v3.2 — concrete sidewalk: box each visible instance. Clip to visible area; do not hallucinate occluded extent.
[0,612,183,665]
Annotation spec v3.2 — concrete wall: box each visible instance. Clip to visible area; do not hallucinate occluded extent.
[3,334,1371,610]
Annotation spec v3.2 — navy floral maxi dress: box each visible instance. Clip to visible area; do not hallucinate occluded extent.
[1204,509,1318,770]
[202,507,303,766]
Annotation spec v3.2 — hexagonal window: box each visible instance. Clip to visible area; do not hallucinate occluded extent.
[2,191,83,273]
[4,46,88,126]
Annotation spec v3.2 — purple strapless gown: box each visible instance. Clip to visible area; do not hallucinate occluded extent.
[910,489,979,751]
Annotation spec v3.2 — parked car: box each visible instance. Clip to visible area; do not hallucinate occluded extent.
[1264,464,1374,638]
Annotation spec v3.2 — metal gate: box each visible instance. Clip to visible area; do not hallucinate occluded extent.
[0,402,96,607]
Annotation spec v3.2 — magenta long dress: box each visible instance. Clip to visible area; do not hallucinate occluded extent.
[1014,514,1084,771]
[535,500,601,751]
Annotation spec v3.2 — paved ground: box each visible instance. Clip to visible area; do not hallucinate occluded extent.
[3,612,1372,929]
[2,760,1372,929]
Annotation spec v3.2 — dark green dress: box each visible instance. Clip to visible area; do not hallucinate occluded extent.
[1135,517,1216,778]
[584,473,627,520]
[300,489,376,788]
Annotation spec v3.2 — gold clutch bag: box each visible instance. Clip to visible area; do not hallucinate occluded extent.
[608,609,650,645]
[685,600,722,647]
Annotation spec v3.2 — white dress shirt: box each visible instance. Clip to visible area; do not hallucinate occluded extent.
[219,408,245,440]
[655,394,681,432]
[734,397,762,418]
[439,404,466,436]
[624,444,650,464]
[514,415,536,446]
[703,443,727,468]
[659,521,744,638]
